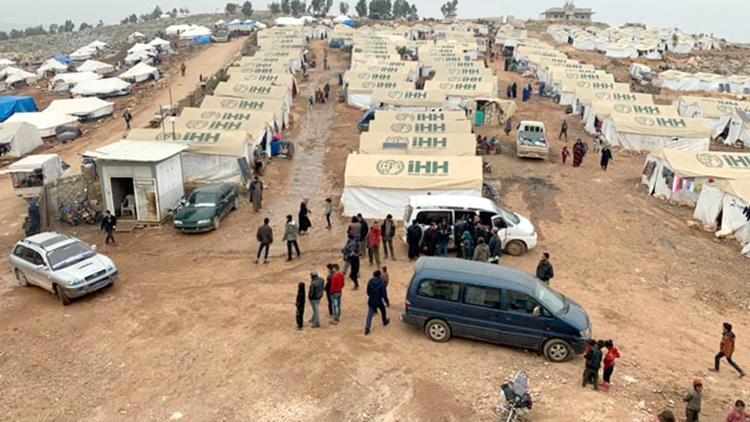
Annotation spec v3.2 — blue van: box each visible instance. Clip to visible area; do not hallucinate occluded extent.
[402,257,592,362]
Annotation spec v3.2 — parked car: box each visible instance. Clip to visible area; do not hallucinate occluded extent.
[173,183,240,232]
[9,232,118,305]
[402,195,537,256]
[401,257,592,362]
[516,121,548,159]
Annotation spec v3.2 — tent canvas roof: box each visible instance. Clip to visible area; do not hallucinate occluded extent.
[77,59,114,73]
[344,154,483,190]
[177,107,274,133]
[5,111,77,135]
[373,110,468,122]
[45,97,113,115]
[8,153,60,171]
[592,101,680,119]
[368,118,472,134]
[651,149,750,180]
[119,62,158,80]
[608,114,712,138]
[125,128,249,157]
[85,140,186,162]
[71,78,131,97]
[213,82,290,100]
[372,90,447,107]
[359,132,476,156]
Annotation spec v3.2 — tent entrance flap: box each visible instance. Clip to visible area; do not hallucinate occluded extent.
[110,177,135,219]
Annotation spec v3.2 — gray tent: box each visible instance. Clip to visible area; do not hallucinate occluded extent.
[0,122,43,158]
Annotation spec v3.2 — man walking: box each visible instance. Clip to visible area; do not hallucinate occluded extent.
[123,109,133,130]
[249,176,263,212]
[710,322,745,378]
[180,62,186,77]
[436,218,450,257]
[683,379,703,422]
[101,210,117,245]
[559,120,568,142]
[255,218,273,264]
[330,264,345,323]
[381,215,396,260]
[343,239,360,290]
[308,272,324,328]
[406,220,423,260]
[536,252,554,284]
[284,215,301,261]
[365,270,390,335]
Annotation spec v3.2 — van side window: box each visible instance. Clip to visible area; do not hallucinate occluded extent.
[418,279,460,301]
[464,285,502,309]
[506,290,541,315]
[416,211,451,226]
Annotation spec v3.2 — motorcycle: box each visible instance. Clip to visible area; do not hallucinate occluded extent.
[495,371,533,422]
[58,202,80,226]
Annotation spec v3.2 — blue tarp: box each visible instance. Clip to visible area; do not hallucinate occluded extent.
[192,35,212,45]
[343,19,356,27]
[0,96,38,122]
[53,55,72,65]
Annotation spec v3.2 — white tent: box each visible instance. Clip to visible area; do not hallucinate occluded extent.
[36,58,69,76]
[342,154,483,219]
[127,31,146,42]
[6,111,77,137]
[148,37,172,52]
[77,59,114,75]
[0,122,43,157]
[46,98,114,120]
[178,26,212,40]
[4,69,39,87]
[0,58,16,69]
[120,62,159,83]
[49,71,101,92]
[71,77,132,98]
[69,47,97,61]
[86,40,109,51]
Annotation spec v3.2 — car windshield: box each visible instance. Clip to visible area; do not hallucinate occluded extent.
[47,241,95,270]
[534,282,566,315]
[189,192,219,207]
[495,205,520,225]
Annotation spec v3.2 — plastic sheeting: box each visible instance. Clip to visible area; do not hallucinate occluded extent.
[0,96,38,122]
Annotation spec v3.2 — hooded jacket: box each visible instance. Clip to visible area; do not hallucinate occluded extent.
[366,277,389,308]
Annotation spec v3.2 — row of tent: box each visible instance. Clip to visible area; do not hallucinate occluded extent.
[512,39,719,152]
[656,70,750,95]
[547,24,721,60]
[342,25,502,219]
[641,149,750,257]
[116,25,303,184]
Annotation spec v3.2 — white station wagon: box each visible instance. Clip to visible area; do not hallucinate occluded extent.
[9,232,118,305]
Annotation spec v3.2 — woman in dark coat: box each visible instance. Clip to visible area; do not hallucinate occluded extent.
[298,201,312,234]
[600,147,613,171]
[422,223,438,256]
[572,139,586,167]
[295,282,305,330]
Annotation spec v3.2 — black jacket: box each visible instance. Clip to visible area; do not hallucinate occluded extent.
[489,235,503,257]
[101,215,117,232]
[366,277,389,308]
[406,224,422,244]
[380,220,396,240]
[536,260,554,281]
[360,219,369,240]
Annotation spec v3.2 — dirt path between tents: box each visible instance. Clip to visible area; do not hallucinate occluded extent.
[1,39,750,422]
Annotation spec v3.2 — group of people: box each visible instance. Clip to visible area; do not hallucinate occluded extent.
[294,264,390,336]
[309,83,331,107]
[582,339,620,392]
[560,137,613,170]
[476,135,500,155]
[341,214,398,287]
[404,216,502,264]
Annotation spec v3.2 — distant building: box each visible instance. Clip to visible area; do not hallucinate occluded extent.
[540,1,594,22]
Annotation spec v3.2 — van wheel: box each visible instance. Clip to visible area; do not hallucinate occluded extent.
[543,339,572,362]
[54,284,72,306]
[505,240,527,256]
[15,270,29,287]
[424,319,451,342]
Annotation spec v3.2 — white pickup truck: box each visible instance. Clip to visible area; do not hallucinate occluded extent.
[516,121,549,159]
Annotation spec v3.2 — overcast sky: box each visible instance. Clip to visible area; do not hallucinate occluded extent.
[1,0,748,42]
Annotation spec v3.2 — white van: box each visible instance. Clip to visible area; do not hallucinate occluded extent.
[402,195,538,256]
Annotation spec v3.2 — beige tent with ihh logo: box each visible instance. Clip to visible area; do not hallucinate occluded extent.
[359,132,476,156]
[372,110,469,123]
[342,153,483,219]
[372,90,448,110]
[176,107,275,154]
[368,118,472,134]
[603,113,712,151]
[201,95,288,129]
[589,102,679,134]
[345,80,416,109]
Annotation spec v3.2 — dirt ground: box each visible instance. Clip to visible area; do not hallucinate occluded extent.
[1,37,750,422]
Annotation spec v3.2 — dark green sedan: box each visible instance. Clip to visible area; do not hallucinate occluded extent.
[173,183,240,233]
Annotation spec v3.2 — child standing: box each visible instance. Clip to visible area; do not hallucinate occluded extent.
[602,339,620,392]
[561,146,570,165]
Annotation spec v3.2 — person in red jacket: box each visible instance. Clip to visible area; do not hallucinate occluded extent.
[367,223,382,266]
[329,264,345,324]
[602,339,620,392]
[726,400,749,422]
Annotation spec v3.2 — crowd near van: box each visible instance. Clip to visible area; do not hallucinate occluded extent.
[402,195,538,256]
[401,257,592,362]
